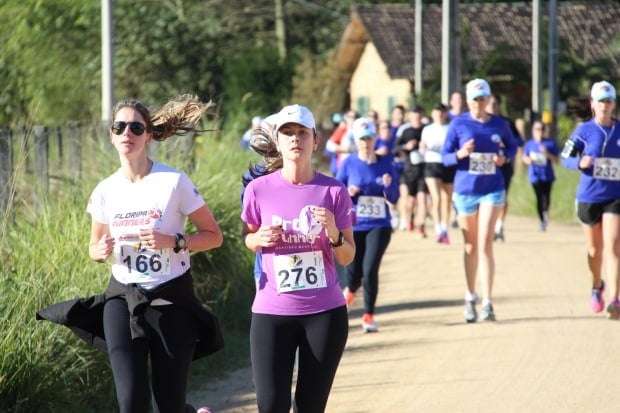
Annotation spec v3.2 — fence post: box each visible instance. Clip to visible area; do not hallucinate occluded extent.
[34,125,49,196]
[56,126,64,165]
[0,127,11,213]
[67,122,82,181]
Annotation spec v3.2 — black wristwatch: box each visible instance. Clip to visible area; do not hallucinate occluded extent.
[174,233,187,253]
[329,231,345,248]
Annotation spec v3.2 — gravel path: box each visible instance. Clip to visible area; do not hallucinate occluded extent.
[188,216,620,412]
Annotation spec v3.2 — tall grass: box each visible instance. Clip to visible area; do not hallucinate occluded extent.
[508,163,580,224]
[0,131,257,411]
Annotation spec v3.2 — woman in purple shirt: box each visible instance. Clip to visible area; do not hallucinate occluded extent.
[241,104,355,413]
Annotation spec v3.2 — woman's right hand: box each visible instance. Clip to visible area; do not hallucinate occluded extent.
[579,155,594,170]
[253,225,283,248]
[348,185,361,197]
[91,234,115,262]
[457,139,475,159]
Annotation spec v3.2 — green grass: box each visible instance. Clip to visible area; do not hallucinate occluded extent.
[507,163,580,225]
[0,132,258,412]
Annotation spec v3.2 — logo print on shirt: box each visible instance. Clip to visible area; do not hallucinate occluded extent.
[148,209,162,219]
[271,205,324,248]
[491,134,501,143]
[289,254,303,267]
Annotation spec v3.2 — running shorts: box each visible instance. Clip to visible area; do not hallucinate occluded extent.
[424,162,456,184]
[400,165,427,195]
[577,199,620,226]
[453,190,506,216]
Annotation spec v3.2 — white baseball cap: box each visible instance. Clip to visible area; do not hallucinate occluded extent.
[352,117,376,141]
[274,104,316,132]
[591,81,616,101]
[466,78,491,101]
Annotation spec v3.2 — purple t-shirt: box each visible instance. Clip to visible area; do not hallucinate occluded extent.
[241,171,353,315]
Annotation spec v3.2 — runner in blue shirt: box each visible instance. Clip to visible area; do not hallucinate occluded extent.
[442,78,517,323]
[561,81,620,319]
[447,91,466,122]
[522,121,559,231]
[337,117,399,333]
[487,94,525,242]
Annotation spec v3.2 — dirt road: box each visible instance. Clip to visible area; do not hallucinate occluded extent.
[188,216,620,412]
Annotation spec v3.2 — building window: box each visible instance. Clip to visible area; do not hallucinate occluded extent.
[387,96,396,114]
[357,96,369,117]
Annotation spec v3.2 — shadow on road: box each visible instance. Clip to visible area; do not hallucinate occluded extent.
[349,298,463,319]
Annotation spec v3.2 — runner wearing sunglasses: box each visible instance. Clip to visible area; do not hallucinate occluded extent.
[242,104,354,413]
[38,96,223,413]
[562,81,620,319]
[442,79,517,323]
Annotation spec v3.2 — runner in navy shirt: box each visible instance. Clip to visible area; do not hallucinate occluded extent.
[561,81,620,319]
[442,79,517,323]
[337,117,399,333]
[522,121,559,231]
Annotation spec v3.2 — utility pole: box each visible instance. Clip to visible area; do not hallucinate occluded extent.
[414,0,423,97]
[532,0,542,121]
[275,0,286,61]
[548,0,559,135]
[441,0,460,104]
[101,0,114,123]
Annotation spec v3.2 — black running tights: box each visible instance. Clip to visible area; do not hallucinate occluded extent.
[532,181,553,222]
[103,298,197,413]
[346,226,392,314]
[250,306,348,413]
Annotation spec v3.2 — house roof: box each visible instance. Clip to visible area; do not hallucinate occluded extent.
[348,1,620,80]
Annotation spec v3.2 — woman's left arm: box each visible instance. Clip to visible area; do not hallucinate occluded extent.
[546,141,560,164]
[185,204,223,252]
[333,228,355,266]
[382,167,400,204]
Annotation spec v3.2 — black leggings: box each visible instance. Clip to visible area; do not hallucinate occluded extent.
[346,227,392,314]
[103,298,197,413]
[250,306,348,413]
[531,181,553,222]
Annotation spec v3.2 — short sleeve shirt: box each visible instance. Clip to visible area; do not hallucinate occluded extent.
[87,162,205,287]
[241,171,353,316]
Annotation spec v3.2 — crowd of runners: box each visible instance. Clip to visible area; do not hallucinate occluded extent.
[34,77,620,413]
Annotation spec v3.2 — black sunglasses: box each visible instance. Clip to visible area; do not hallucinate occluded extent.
[111,121,146,136]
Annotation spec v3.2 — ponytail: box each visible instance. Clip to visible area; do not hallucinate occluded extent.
[112,94,211,141]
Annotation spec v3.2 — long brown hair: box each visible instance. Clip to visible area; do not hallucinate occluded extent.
[249,120,283,172]
[112,94,210,141]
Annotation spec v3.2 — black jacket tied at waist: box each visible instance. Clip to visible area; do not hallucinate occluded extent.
[36,271,223,360]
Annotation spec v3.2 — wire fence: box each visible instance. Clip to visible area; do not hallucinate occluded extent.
[0,123,196,213]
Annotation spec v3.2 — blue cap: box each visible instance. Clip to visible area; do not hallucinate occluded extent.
[591,81,616,101]
[466,78,491,101]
